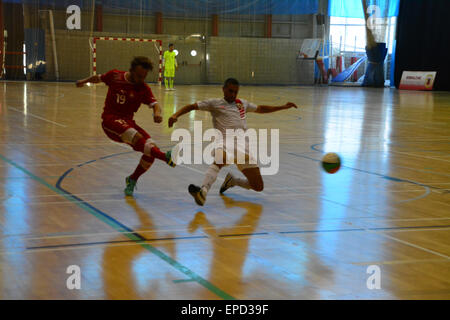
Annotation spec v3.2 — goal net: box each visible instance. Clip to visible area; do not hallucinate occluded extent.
[91,37,162,85]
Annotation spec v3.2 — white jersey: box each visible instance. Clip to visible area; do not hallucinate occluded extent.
[196,98,258,136]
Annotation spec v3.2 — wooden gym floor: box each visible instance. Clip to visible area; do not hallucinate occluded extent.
[0,81,449,299]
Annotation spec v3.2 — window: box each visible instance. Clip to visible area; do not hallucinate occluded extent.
[330,16,397,54]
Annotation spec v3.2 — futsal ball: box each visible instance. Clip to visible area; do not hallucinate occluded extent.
[321,152,341,174]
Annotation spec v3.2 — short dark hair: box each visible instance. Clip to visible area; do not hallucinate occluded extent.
[130,56,153,71]
[224,78,239,87]
[169,43,174,47]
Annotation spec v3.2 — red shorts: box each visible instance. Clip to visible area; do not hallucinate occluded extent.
[101,114,150,144]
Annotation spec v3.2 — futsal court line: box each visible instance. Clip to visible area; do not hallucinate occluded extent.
[311,146,447,195]
[3,216,449,243]
[282,147,450,261]
[373,232,450,260]
[390,150,450,163]
[2,184,448,200]
[4,225,450,256]
[4,222,450,255]
[390,165,450,178]
[3,147,449,290]
[56,169,236,300]
[282,137,450,143]
[2,187,435,206]
[1,240,197,255]
[7,106,67,128]
[278,226,450,234]
[46,172,450,259]
[351,258,449,266]
[0,153,235,300]
[275,222,450,261]
[23,232,271,252]
[1,146,448,234]
[289,152,445,192]
[26,235,210,250]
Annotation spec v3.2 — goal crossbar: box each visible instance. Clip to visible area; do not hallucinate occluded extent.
[91,37,162,85]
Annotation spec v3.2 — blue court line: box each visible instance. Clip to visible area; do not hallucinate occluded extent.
[0,152,235,300]
[78,159,96,166]
[173,279,196,283]
[218,232,269,237]
[311,143,325,153]
[26,235,209,250]
[25,224,450,249]
[280,228,364,234]
[99,151,133,160]
[279,225,450,235]
[288,152,444,192]
[367,225,450,231]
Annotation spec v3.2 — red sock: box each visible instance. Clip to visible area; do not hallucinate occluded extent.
[134,138,166,162]
[149,146,167,162]
[130,155,154,181]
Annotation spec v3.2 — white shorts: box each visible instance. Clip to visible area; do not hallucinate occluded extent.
[213,139,258,171]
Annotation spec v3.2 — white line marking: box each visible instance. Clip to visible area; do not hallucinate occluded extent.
[8,106,67,127]
[2,188,438,205]
[351,258,447,266]
[0,239,199,255]
[373,231,450,260]
[391,150,450,163]
[179,164,215,175]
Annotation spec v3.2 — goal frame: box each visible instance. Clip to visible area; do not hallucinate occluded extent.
[91,37,162,85]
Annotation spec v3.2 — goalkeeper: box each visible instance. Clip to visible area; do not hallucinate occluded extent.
[163,43,178,90]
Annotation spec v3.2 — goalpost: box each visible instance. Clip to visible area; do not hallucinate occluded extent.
[91,37,163,85]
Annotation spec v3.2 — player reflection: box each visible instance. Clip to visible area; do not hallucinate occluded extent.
[102,198,176,299]
[188,195,263,298]
[101,195,262,299]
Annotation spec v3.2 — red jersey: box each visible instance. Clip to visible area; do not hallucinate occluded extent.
[100,69,157,119]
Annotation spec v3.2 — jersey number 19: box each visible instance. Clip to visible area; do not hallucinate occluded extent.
[116,93,126,104]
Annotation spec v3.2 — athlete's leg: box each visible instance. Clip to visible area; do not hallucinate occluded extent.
[128,131,174,167]
[240,167,264,191]
[164,68,170,90]
[121,124,172,195]
[220,167,264,194]
[164,67,172,90]
[188,163,225,206]
[102,116,173,166]
[220,142,262,193]
[188,148,227,206]
[124,155,155,196]
[102,116,174,196]
[123,124,171,196]
[164,68,175,90]
[130,155,155,181]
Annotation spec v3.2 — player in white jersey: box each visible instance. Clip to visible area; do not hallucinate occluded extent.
[168,78,297,206]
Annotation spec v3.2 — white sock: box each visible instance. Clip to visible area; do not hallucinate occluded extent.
[201,164,220,194]
[233,176,251,190]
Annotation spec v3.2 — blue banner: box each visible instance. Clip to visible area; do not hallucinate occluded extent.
[329,0,399,18]
[4,0,318,15]
[101,0,318,15]
[4,0,83,8]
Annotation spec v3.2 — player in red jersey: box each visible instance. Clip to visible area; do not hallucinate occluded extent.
[76,56,175,196]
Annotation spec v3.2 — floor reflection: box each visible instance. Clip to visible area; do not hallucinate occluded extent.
[102,197,176,299]
[187,195,263,298]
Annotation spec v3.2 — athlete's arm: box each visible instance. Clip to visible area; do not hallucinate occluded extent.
[76,75,102,87]
[168,103,199,127]
[254,102,298,113]
[152,102,163,123]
